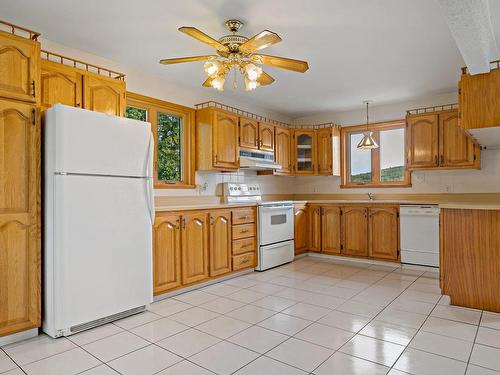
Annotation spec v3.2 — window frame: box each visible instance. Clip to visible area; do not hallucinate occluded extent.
[126,92,195,189]
[340,120,411,188]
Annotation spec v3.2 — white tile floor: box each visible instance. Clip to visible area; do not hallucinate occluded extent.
[2,256,500,375]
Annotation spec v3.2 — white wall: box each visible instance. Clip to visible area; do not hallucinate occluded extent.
[40,38,500,196]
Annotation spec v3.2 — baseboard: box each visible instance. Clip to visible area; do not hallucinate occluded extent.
[153,269,255,302]
[0,328,38,347]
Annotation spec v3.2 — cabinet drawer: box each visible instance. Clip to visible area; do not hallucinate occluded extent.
[232,224,255,239]
[233,252,255,270]
[232,208,256,225]
[233,237,256,255]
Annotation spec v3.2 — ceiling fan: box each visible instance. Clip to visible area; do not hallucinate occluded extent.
[160,19,309,91]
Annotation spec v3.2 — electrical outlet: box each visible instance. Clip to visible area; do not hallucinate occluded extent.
[414,173,425,183]
[444,184,452,193]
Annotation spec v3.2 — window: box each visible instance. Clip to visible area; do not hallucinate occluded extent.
[341,120,411,188]
[126,92,195,188]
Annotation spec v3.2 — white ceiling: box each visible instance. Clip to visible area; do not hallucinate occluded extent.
[2,0,499,118]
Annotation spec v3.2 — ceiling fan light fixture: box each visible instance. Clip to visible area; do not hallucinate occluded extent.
[244,63,262,81]
[244,77,260,91]
[211,75,226,91]
[204,61,223,77]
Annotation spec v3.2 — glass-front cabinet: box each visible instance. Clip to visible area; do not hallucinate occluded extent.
[293,129,316,175]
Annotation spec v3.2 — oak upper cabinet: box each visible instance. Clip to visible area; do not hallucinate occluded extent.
[82,73,126,116]
[196,108,239,171]
[0,98,40,336]
[439,111,479,168]
[322,206,341,255]
[209,210,232,277]
[274,127,292,175]
[0,31,40,103]
[316,127,340,176]
[368,207,399,260]
[459,67,500,130]
[308,205,322,252]
[153,214,181,295]
[294,204,308,254]
[407,114,439,168]
[239,117,259,150]
[181,211,209,285]
[259,122,275,152]
[294,129,316,175]
[41,60,82,110]
[341,206,368,257]
[407,110,480,170]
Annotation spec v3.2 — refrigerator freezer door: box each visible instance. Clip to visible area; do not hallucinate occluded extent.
[50,174,152,331]
[46,104,152,177]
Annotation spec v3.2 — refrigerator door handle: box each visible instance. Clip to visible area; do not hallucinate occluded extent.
[146,177,155,225]
[146,133,154,178]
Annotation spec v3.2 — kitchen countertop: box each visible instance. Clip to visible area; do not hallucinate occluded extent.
[155,200,500,212]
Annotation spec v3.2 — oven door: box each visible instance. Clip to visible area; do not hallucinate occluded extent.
[258,204,294,245]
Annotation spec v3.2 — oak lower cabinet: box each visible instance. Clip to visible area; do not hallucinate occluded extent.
[0,98,40,336]
[406,109,480,170]
[341,206,368,257]
[153,206,256,296]
[308,205,322,252]
[196,107,240,171]
[181,211,210,285]
[0,30,40,103]
[368,207,399,260]
[153,214,182,295]
[294,204,308,255]
[209,210,232,277]
[321,206,341,255]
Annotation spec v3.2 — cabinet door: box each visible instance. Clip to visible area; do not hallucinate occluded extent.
[181,211,209,284]
[41,60,82,110]
[368,207,399,260]
[407,114,439,168]
[316,128,333,175]
[82,74,126,116]
[153,214,182,295]
[0,99,40,336]
[439,111,477,168]
[213,111,239,169]
[209,210,232,277]
[294,130,316,175]
[275,127,291,175]
[239,117,259,150]
[259,123,275,152]
[341,206,368,257]
[294,205,308,254]
[0,32,40,103]
[322,206,341,255]
[308,205,322,252]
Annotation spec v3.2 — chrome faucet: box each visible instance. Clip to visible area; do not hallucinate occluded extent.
[367,193,375,201]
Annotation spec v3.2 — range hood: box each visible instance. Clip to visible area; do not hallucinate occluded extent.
[239,150,282,170]
[468,128,500,149]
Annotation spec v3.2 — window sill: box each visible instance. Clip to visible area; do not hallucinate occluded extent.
[340,183,412,189]
[154,183,196,189]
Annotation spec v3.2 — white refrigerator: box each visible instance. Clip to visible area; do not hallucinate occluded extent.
[43,104,155,338]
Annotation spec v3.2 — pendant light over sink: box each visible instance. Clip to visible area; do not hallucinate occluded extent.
[357,101,379,150]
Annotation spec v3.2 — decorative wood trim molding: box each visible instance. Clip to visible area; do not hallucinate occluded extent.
[41,50,126,80]
[406,103,459,116]
[194,101,341,130]
[0,20,40,40]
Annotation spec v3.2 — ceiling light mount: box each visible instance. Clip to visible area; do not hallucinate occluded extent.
[225,19,244,34]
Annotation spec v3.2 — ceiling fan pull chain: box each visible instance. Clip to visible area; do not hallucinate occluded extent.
[233,68,237,90]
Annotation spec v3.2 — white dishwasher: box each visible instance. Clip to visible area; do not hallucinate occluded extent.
[400,205,440,267]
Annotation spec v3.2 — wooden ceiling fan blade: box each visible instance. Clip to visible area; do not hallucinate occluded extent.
[178,26,229,53]
[159,55,219,64]
[239,30,282,55]
[202,77,214,87]
[257,71,275,86]
[250,54,309,73]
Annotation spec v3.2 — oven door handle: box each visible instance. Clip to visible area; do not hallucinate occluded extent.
[260,206,293,211]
